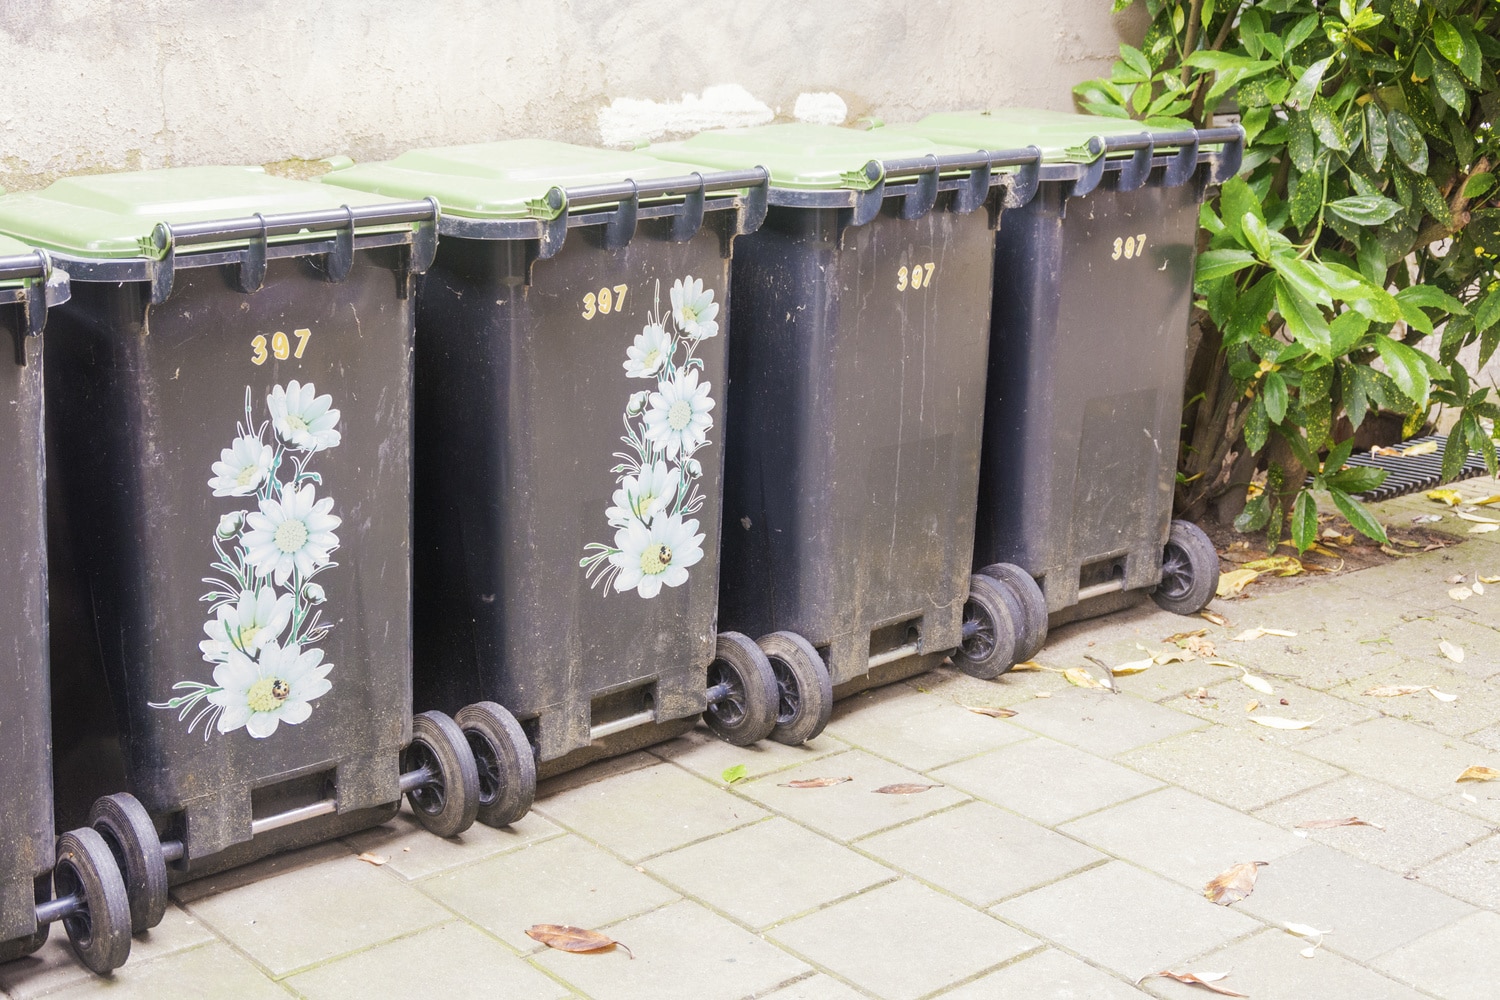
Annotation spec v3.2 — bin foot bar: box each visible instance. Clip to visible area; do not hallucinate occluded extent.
[34,894,82,925]
[1077,580,1127,602]
[867,641,921,670]
[589,709,656,742]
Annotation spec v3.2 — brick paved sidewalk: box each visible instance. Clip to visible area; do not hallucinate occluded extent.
[5,479,1498,1000]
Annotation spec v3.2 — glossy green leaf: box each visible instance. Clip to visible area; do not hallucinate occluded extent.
[1327,194,1401,225]
[1272,256,1335,308]
[1386,110,1428,173]
[1288,57,1334,108]
[1289,168,1324,229]
[1324,465,1387,493]
[1474,291,1500,333]
[1243,211,1273,259]
[1329,487,1389,544]
[1442,422,1470,483]
[1235,492,1272,532]
[1325,437,1356,475]
[1244,396,1270,454]
[1364,103,1389,172]
[1289,113,1318,172]
[1373,335,1430,407]
[1263,370,1289,424]
[1430,61,1467,118]
[1329,310,1371,356]
[1432,19,1467,71]
[1396,284,1467,315]
[1290,490,1318,552]
[1276,283,1333,358]
[1195,249,1260,282]
[1309,95,1348,151]
[1463,174,1497,202]
[1220,177,1263,245]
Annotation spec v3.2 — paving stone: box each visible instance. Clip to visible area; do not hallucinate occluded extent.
[1415,833,1500,910]
[286,921,569,1000]
[908,662,1078,710]
[856,801,1103,906]
[758,975,873,1000]
[1163,677,1379,745]
[169,839,355,904]
[1298,717,1500,822]
[735,749,969,843]
[1382,616,1500,681]
[1002,688,1205,756]
[182,845,450,977]
[532,750,661,797]
[645,817,894,929]
[534,899,809,1000]
[931,738,1162,826]
[650,723,848,782]
[992,862,1259,982]
[1374,909,1500,1000]
[1328,664,1500,737]
[770,879,1037,1000]
[535,760,767,861]
[38,943,286,1000]
[342,803,563,881]
[1255,775,1493,873]
[418,834,678,953]
[1060,787,1304,891]
[936,947,1149,999]
[1118,727,1344,812]
[1464,721,1500,752]
[1139,927,1429,1000]
[1327,550,1496,613]
[822,685,1031,771]
[1234,844,1475,962]
[0,904,215,1000]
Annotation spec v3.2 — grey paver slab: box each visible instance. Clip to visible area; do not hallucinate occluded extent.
[39,943,286,1000]
[169,839,353,904]
[645,817,894,929]
[342,804,563,881]
[533,899,809,1000]
[856,800,1103,906]
[1255,775,1493,873]
[931,738,1162,826]
[1163,677,1375,745]
[770,879,1037,1000]
[1384,616,1500,681]
[1139,927,1428,1000]
[1328,550,1500,614]
[418,834,678,953]
[1060,787,1305,891]
[992,861,1259,982]
[650,723,847,782]
[1118,726,1344,812]
[759,975,873,1000]
[534,760,768,861]
[734,749,969,843]
[286,921,569,1000]
[937,948,1149,998]
[1002,688,1204,756]
[1329,663,1500,736]
[1416,833,1500,910]
[1374,910,1500,1000]
[0,904,215,1000]
[823,685,1031,771]
[182,847,450,977]
[1234,844,1475,962]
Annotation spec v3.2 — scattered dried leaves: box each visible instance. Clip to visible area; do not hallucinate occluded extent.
[526,925,634,959]
[1471,524,1499,534]
[1110,657,1154,675]
[356,852,388,866]
[1009,660,1044,672]
[873,783,941,795]
[1204,861,1267,905]
[1184,635,1218,657]
[1296,817,1385,830]
[1456,511,1500,524]
[1139,970,1247,996]
[779,776,852,788]
[964,705,1017,719]
[1456,766,1500,783]
[1163,628,1209,644]
[1245,699,1260,712]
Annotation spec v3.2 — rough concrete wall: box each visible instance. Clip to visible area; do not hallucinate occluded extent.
[0,0,1143,190]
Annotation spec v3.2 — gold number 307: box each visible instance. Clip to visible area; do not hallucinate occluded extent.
[1112,234,1148,260]
[251,328,312,365]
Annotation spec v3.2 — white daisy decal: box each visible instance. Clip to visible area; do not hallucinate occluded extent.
[242,484,341,586]
[208,435,274,497]
[670,276,719,340]
[644,367,715,459]
[200,586,293,663]
[208,641,333,738]
[606,460,680,528]
[608,512,705,598]
[624,322,671,379]
[268,380,341,452]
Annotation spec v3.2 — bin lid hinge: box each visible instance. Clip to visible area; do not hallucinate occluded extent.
[1068,137,1109,200]
[669,175,707,243]
[324,207,357,284]
[1116,135,1155,192]
[733,169,769,238]
[1000,147,1042,210]
[898,156,940,221]
[148,224,176,305]
[952,161,992,215]
[601,183,640,251]
[7,250,66,366]
[236,215,269,294]
[1210,126,1246,184]
[1164,138,1200,188]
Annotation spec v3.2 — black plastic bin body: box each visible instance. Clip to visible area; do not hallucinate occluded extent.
[0,168,442,876]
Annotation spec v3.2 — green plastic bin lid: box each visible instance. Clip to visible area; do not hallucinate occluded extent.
[890,109,1191,164]
[321,139,704,220]
[0,165,410,260]
[645,123,984,192]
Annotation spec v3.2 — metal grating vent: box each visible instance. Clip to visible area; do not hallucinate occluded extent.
[1310,434,1491,502]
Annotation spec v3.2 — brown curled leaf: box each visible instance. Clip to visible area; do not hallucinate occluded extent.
[526,924,634,959]
[965,705,1017,718]
[1203,860,1268,905]
[1296,816,1385,830]
[873,783,941,795]
[356,852,388,866]
[1456,765,1500,783]
[1139,970,1247,996]
[778,776,853,788]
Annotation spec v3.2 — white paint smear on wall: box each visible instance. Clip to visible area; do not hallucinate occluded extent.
[793,92,848,125]
[596,84,774,147]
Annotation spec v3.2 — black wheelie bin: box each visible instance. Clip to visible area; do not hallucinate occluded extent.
[0,241,134,976]
[644,123,1047,738]
[0,166,481,937]
[890,110,1242,657]
[323,140,775,826]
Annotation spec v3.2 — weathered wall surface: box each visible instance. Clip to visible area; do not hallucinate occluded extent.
[0,0,1141,190]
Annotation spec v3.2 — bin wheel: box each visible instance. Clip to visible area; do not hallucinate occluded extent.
[758,631,833,746]
[403,711,480,839]
[456,701,537,829]
[89,792,168,935]
[1152,519,1220,616]
[952,574,1019,680]
[703,631,779,747]
[979,562,1048,662]
[54,827,132,975]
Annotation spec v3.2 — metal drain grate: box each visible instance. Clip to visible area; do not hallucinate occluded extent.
[1308,434,1491,502]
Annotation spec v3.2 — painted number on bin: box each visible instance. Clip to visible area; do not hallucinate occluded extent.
[582,285,630,320]
[897,263,936,290]
[1112,235,1148,260]
[251,328,312,365]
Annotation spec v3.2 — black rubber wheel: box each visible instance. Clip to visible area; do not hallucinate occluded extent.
[759,631,833,746]
[952,574,1020,679]
[88,793,167,935]
[54,827,132,975]
[403,711,480,839]
[979,562,1048,662]
[456,701,537,829]
[1152,519,1220,615]
[703,631,779,747]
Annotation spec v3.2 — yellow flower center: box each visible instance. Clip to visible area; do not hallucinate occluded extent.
[235,463,261,487]
[668,400,693,432]
[682,305,698,325]
[633,490,657,518]
[236,624,262,649]
[274,518,309,554]
[246,676,291,713]
[284,414,309,434]
[640,542,673,576]
[642,348,662,370]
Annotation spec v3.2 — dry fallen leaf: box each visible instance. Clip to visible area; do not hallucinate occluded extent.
[1111,657,1154,675]
[1242,555,1303,576]
[1009,660,1044,672]
[356,852,388,866]
[964,705,1017,719]
[1033,690,1051,699]
[1439,640,1465,663]
[1163,628,1210,644]
[1245,700,1260,713]
[1475,581,1487,596]
[1285,921,1332,937]
[1204,861,1267,905]
[873,783,941,795]
[1412,514,1444,524]
[1463,792,1479,803]
[1296,817,1385,831]
[526,924,634,959]
[1216,568,1261,597]
[1429,688,1458,703]
[1482,574,1500,585]
[1231,626,1297,642]
[1402,440,1440,456]
[1184,635,1218,657]
[1062,667,1104,689]
[1150,650,1192,666]
[1470,524,1499,534]
[1199,610,1230,626]
[778,776,853,788]
[1456,511,1500,524]
[1250,715,1320,730]
[1380,544,1414,557]
[1369,445,1401,456]
[1139,970,1247,996]
[1207,659,1246,669]
[1427,488,1464,505]
[1473,495,1500,506]
[1450,586,1475,601]
[1364,685,1430,697]
[1190,687,1211,700]
[1456,766,1500,783]
[1239,670,1275,695]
